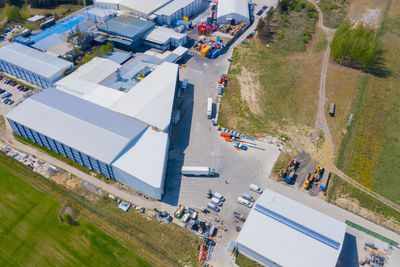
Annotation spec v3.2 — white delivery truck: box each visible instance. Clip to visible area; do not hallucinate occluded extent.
[211,197,222,206]
[213,192,225,201]
[181,166,216,176]
[249,184,262,194]
[237,197,253,208]
[208,202,220,212]
[242,193,255,202]
[207,98,212,119]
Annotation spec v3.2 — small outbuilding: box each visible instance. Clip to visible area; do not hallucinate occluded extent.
[217,0,250,24]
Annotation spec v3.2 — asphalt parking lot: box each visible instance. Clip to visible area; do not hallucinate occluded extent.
[0,76,32,117]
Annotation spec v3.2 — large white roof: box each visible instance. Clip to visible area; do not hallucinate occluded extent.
[0,43,73,81]
[237,189,346,267]
[119,0,171,14]
[110,62,178,131]
[144,26,186,44]
[7,88,147,164]
[55,57,124,107]
[55,57,178,131]
[112,127,168,188]
[154,0,195,16]
[217,0,249,21]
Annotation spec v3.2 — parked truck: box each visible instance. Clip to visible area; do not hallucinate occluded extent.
[207,98,212,119]
[181,166,216,176]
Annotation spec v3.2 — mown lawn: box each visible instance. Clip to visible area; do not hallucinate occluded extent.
[0,165,150,266]
[336,0,400,203]
[218,3,321,137]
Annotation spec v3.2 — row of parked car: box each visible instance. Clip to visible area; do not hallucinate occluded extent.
[0,89,14,105]
[0,76,29,92]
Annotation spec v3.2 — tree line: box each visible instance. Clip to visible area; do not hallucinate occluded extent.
[0,0,92,8]
[330,22,384,74]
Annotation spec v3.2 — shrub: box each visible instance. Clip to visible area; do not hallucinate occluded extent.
[331,22,384,74]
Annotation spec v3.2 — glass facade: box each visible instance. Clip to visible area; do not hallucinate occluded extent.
[8,119,115,179]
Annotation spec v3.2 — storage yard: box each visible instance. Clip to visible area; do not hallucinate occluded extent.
[0,0,399,267]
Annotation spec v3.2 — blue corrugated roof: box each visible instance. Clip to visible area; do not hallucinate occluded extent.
[98,16,155,40]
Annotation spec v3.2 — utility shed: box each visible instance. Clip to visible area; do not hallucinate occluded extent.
[0,43,73,88]
[217,0,249,24]
[154,0,202,25]
[237,189,346,267]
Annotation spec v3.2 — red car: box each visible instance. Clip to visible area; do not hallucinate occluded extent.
[0,77,3,81]
[246,35,250,39]
[11,82,17,86]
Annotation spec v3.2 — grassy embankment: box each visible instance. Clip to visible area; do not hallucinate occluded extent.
[0,151,200,266]
[219,2,322,138]
[235,253,263,267]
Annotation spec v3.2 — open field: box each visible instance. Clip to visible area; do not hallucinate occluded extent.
[336,0,400,204]
[0,155,150,266]
[318,0,349,28]
[219,4,321,137]
[0,152,200,266]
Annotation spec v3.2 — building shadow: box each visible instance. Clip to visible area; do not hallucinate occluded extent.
[336,233,359,267]
[162,82,194,205]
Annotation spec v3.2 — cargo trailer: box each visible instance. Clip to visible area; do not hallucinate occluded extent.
[181,166,216,176]
[207,98,212,119]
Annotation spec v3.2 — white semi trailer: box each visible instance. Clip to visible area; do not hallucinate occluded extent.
[181,166,216,176]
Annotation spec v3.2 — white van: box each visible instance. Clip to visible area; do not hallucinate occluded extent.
[211,197,222,206]
[213,192,225,201]
[242,193,255,202]
[249,184,262,194]
[237,197,253,208]
[208,202,220,212]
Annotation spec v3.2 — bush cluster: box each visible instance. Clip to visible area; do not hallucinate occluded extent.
[331,22,383,73]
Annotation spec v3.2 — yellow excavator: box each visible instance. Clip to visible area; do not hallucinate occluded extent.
[303,164,323,190]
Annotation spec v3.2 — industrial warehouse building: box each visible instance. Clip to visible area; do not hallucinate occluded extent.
[154,0,202,25]
[7,58,179,199]
[98,16,155,50]
[0,43,73,88]
[217,0,249,24]
[94,0,173,17]
[237,189,347,267]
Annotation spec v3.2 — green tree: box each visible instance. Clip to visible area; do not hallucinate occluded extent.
[330,22,383,74]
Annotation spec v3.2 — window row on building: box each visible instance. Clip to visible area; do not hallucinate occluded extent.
[8,119,115,179]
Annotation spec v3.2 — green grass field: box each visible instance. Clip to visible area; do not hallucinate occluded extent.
[318,0,349,28]
[218,4,320,137]
[0,164,150,266]
[235,253,263,267]
[336,0,400,204]
[0,151,200,266]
